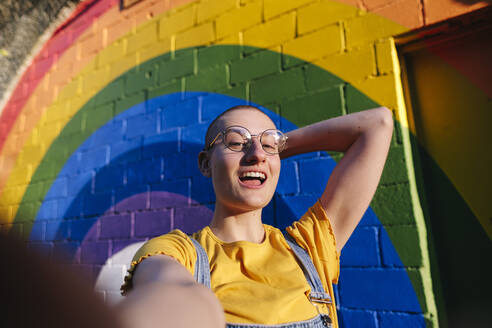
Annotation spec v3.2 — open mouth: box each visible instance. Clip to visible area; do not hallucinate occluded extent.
[239,171,266,186]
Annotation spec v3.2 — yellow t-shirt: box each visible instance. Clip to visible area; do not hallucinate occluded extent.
[122,201,339,327]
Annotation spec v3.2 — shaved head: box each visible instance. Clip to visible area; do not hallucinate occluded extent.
[204,105,275,150]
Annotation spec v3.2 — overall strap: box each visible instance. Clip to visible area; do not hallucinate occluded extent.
[283,232,332,304]
[190,237,211,288]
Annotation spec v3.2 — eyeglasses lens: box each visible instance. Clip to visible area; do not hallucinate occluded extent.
[223,128,284,154]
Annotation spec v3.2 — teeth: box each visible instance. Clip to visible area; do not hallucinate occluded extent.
[241,171,266,180]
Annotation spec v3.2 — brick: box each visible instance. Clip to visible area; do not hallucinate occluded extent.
[275,194,318,229]
[140,37,172,64]
[379,312,425,328]
[15,202,36,222]
[175,23,215,50]
[371,183,414,225]
[38,200,58,221]
[115,92,146,114]
[81,241,109,265]
[127,158,161,185]
[174,206,213,233]
[79,146,109,171]
[284,25,342,66]
[159,5,196,39]
[316,45,376,82]
[100,214,131,239]
[198,45,241,70]
[181,123,208,153]
[142,130,179,158]
[82,191,112,217]
[230,49,280,84]
[148,81,183,102]
[424,0,488,25]
[345,14,407,49]
[58,196,83,219]
[70,218,98,241]
[82,67,110,93]
[135,210,172,237]
[109,52,138,78]
[277,160,299,195]
[299,157,336,194]
[126,112,159,139]
[303,64,343,92]
[215,2,262,39]
[46,220,70,241]
[37,121,61,144]
[340,227,380,267]
[186,65,228,91]
[127,21,158,54]
[216,83,249,101]
[358,74,398,109]
[79,32,104,58]
[345,84,379,113]
[382,225,422,267]
[375,38,395,75]
[95,165,125,192]
[250,68,305,104]
[380,145,408,184]
[151,181,190,208]
[164,152,197,179]
[197,0,236,23]
[52,241,79,263]
[115,185,148,212]
[298,1,358,35]
[200,93,247,122]
[159,52,195,83]
[374,0,423,29]
[243,13,296,52]
[125,63,158,95]
[338,309,377,328]
[282,88,343,127]
[67,171,93,197]
[31,161,58,183]
[191,174,215,204]
[339,268,422,311]
[161,97,199,128]
[30,221,45,241]
[84,103,115,133]
[44,178,68,200]
[264,0,310,19]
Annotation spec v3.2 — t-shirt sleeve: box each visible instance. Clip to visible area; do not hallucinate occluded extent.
[286,200,340,285]
[120,229,197,295]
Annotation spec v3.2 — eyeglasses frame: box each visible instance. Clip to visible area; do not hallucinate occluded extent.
[205,125,288,154]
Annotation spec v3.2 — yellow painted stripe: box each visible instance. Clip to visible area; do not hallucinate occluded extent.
[1,0,411,221]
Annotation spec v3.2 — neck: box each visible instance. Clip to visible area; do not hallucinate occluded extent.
[209,203,265,243]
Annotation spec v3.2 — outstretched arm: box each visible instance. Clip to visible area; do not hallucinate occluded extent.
[281,107,393,252]
[117,255,225,328]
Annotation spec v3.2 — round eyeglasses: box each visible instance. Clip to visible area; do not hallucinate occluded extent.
[205,126,288,154]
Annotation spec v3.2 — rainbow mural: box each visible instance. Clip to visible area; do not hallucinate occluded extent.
[1,0,490,327]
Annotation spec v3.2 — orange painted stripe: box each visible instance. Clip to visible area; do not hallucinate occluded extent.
[0,0,194,193]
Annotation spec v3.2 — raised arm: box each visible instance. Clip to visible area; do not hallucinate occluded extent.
[117,255,225,328]
[281,107,393,252]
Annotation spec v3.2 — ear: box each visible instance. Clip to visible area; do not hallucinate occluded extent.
[198,151,212,177]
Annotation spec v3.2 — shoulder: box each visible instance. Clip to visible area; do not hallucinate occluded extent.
[121,229,203,295]
[286,200,340,283]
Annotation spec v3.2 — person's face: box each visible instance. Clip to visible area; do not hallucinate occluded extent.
[201,109,281,213]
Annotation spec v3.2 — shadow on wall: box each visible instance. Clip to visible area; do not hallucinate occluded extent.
[410,136,492,328]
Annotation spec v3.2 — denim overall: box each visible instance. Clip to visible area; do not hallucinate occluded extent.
[189,232,333,328]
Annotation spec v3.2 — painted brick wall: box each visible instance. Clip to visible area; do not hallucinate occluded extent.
[1,0,490,327]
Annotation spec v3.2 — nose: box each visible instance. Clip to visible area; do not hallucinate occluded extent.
[244,137,266,163]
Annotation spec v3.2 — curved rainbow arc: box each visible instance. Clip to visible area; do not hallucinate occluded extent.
[0,0,411,222]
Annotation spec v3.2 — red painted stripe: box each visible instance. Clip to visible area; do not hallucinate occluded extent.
[0,0,117,154]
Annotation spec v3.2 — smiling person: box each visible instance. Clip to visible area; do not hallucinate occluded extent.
[118,105,394,328]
